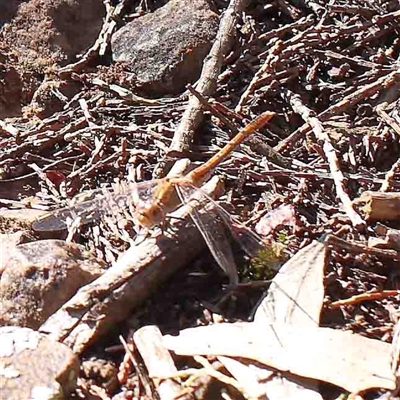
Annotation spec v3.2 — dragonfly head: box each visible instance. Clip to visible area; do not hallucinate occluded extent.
[135,203,165,228]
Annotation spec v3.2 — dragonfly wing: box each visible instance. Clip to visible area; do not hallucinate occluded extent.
[177,182,264,257]
[32,180,162,232]
[175,183,239,285]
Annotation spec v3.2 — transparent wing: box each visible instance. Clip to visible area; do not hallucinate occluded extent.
[32,180,162,232]
[177,181,264,251]
[175,183,241,285]
[204,200,264,258]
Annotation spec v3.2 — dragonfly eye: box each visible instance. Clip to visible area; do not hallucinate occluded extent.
[135,204,164,228]
[135,210,153,228]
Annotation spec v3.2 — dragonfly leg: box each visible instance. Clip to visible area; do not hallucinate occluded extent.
[134,227,151,245]
[163,214,197,238]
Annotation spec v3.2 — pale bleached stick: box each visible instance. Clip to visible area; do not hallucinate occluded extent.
[276,70,400,152]
[134,326,194,400]
[281,88,365,229]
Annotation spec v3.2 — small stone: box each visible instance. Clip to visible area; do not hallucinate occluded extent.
[0,208,49,232]
[0,231,34,275]
[0,239,106,329]
[81,358,119,393]
[111,0,218,95]
[0,326,79,400]
[28,79,82,119]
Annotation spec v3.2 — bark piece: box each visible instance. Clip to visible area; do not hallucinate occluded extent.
[354,191,400,221]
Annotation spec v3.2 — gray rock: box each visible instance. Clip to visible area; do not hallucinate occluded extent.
[111,0,218,95]
[0,326,79,400]
[0,240,106,329]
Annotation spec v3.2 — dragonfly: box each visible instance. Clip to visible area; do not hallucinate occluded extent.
[33,111,275,284]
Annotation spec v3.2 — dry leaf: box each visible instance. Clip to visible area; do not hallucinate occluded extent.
[246,240,327,399]
[163,322,396,393]
[255,240,326,325]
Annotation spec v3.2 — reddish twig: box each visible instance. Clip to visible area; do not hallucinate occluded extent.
[330,290,399,309]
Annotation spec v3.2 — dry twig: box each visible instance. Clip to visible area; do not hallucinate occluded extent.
[330,290,399,309]
[168,0,250,156]
[281,89,365,228]
[276,70,400,152]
